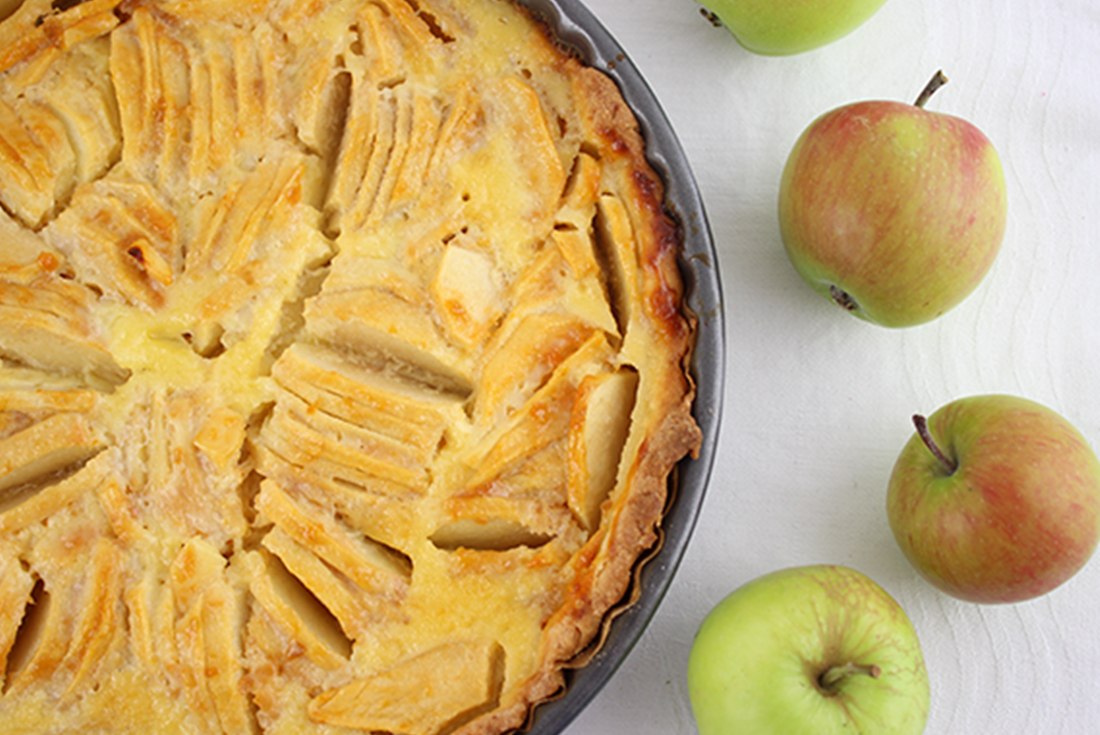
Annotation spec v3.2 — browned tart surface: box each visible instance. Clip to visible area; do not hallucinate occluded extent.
[0,0,701,732]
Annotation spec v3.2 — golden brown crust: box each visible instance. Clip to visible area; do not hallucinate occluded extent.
[0,0,700,733]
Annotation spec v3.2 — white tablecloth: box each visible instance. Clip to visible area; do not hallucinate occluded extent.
[562,1,1100,733]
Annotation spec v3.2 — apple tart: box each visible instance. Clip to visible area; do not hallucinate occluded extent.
[0,0,701,733]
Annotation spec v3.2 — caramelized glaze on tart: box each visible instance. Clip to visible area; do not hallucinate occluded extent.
[0,0,701,732]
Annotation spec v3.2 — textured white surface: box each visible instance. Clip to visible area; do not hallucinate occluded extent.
[561,0,1100,733]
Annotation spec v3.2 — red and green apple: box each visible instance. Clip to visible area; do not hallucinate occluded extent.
[778,71,1007,327]
[887,394,1100,604]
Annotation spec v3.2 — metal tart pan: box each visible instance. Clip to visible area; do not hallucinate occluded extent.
[516,1,726,732]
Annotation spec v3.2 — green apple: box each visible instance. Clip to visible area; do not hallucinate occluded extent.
[687,565,930,735]
[778,71,1007,327]
[699,0,890,56]
[887,394,1100,604]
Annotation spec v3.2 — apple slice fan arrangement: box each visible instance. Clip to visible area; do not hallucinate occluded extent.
[0,0,705,733]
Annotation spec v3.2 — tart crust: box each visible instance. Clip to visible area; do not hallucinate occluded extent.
[0,0,701,733]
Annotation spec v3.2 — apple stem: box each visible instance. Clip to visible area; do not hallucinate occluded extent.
[913,413,958,475]
[818,662,883,694]
[914,70,949,109]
